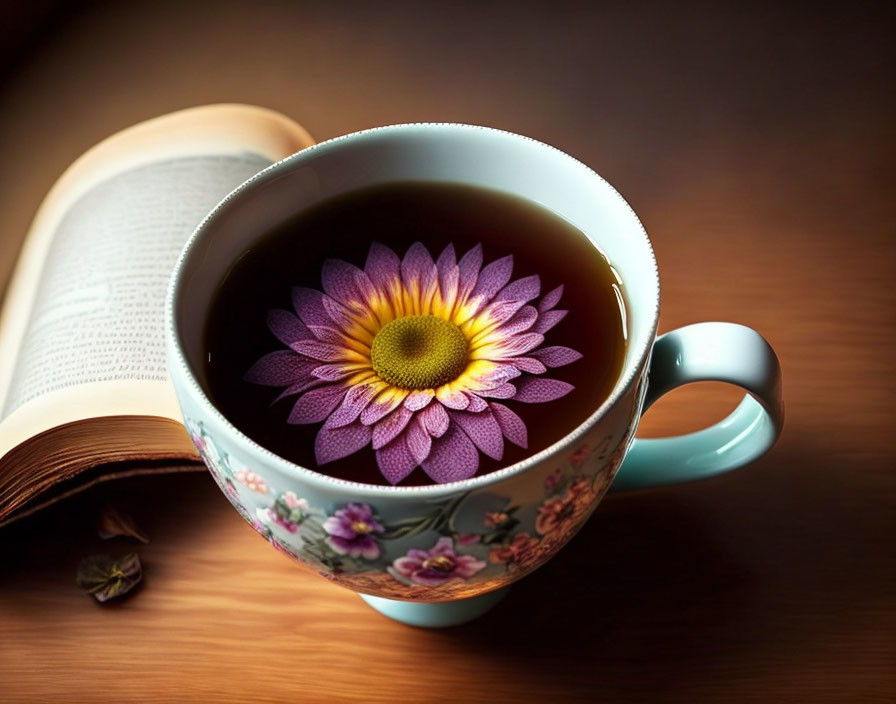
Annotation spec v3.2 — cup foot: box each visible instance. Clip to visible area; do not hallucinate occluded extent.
[359,587,510,627]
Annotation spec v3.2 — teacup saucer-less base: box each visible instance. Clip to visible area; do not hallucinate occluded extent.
[359,587,510,627]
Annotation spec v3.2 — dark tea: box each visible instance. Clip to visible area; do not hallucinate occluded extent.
[203,182,626,486]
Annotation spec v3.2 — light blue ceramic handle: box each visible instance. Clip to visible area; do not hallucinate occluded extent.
[611,322,784,491]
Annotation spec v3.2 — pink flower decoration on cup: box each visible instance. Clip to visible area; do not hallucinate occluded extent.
[569,443,591,469]
[388,537,486,586]
[235,467,268,494]
[245,241,582,484]
[322,503,384,560]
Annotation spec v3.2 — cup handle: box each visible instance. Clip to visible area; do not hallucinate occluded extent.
[610,322,784,491]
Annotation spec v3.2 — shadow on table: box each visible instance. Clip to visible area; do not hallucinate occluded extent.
[432,486,754,693]
[422,436,893,696]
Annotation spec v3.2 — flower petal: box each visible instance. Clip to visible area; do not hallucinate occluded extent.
[372,405,414,449]
[533,309,568,334]
[404,389,434,411]
[494,274,540,305]
[360,388,409,425]
[391,556,422,577]
[315,421,372,465]
[292,287,333,328]
[420,402,450,437]
[365,242,401,292]
[353,268,379,305]
[436,385,470,410]
[451,409,504,461]
[319,297,376,347]
[420,424,480,483]
[436,244,458,289]
[489,402,528,448]
[321,296,360,332]
[273,378,326,403]
[476,383,517,399]
[323,383,377,429]
[401,241,436,287]
[436,243,457,273]
[431,536,455,555]
[454,555,487,578]
[538,284,564,312]
[306,325,346,344]
[406,419,433,464]
[531,345,583,367]
[469,254,513,307]
[322,515,356,540]
[457,243,483,298]
[312,364,355,381]
[465,393,489,412]
[465,362,521,391]
[495,305,538,336]
[475,299,527,330]
[478,332,544,359]
[509,357,547,374]
[244,351,316,386]
[325,535,353,554]
[288,384,347,424]
[290,339,355,362]
[376,437,418,484]
[321,259,365,307]
[496,332,544,359]
[267,309,313,346]
[512,377,575,403]
[435,245,460,314]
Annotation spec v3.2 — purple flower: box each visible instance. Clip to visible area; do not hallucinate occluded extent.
[245,242,582,485]
[322,503,384,560]
[388,536,487,586]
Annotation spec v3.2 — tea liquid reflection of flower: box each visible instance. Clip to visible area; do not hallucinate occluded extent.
[245,242,582,484]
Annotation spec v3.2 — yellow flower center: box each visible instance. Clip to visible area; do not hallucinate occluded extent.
[371,315,469,390]
[351,521,371,534]
[422,555,456,573]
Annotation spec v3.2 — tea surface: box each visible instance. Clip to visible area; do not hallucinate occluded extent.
[203,182,626,485]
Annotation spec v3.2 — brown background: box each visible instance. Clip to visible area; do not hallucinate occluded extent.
[0,1,893,702]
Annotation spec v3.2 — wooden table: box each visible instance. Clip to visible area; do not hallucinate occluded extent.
[1,3,893,702]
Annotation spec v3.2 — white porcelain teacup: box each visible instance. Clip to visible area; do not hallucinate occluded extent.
[166,124,783,627]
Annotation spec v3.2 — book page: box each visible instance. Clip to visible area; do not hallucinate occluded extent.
[0,104,314,459]
[1,153,269,417]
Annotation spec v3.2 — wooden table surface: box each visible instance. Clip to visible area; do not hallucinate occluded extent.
[1,2,893,702]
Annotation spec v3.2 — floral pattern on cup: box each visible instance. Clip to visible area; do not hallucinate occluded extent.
[235,467,268,494]
[569,443,591,468]
[262,491,314,532]
[488,532,540,571]
[389,537,487,586]
[535,477,596,536]
[186,418,252,522]
[323,503,384,560]
[186,411,632,600]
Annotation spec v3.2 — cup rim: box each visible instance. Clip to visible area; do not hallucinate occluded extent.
[166,122,660,498]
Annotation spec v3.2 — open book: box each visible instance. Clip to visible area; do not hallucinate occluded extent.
[0,104,314,526]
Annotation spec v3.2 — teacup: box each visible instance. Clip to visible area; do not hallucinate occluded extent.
[166,124,783,627]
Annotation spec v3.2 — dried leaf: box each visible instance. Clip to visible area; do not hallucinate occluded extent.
[76,553,143,603]
[97,505,148,543]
